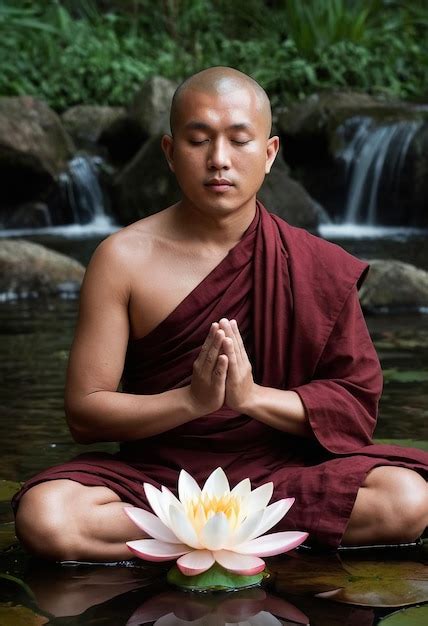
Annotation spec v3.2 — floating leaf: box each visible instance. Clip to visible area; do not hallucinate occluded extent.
[272,548,428,607]
[383,369,428,383]
[0,481,21,503]
[167,562,265,592]
[379,604,428,625]
[0,603,48,626]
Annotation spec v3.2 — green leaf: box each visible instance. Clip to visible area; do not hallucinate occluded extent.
[379,605,428,625]
[273,548,428,607]
[167,562,265,591]
[0,604,48,626]
[0,481,21,503]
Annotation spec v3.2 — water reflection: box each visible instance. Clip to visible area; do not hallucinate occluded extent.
[126,587,309,625]
[7,561,378,626]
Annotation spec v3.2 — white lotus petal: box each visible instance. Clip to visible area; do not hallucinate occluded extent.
[143,483,171,528]
[246,498,295,541]
[201,467,230,497]
[176,549,215,575]
[233,531,309,557]
[126,538,190,562]
[248,611,282,625]
[124,507,179,543]
[169,505,201,549]
[161,485,183,510]
[200,512,231,550]
[154,614,188,626]
[213,549,265,575]
[178,469,201,504]
[246,482,273,511]
[230,477,251,499]
[228,509,264,547]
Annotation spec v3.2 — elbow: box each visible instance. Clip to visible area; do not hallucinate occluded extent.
[65,402,97,445]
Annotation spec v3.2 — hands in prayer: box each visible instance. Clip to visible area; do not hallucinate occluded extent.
[189,318,256,415]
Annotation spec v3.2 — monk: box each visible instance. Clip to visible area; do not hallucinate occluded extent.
[13,67,428,561]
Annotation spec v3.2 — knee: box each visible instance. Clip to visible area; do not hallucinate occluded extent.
[376,469,428,542]
[15,481,80,561]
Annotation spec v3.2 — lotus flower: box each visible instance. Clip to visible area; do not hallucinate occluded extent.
[125,467,308,576]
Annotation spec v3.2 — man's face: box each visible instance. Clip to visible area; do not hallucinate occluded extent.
[162,87,279,217]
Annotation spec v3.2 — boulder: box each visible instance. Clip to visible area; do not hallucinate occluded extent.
[258,150,330,230]
[61,105,126,151]
[0,239,85,298]
[360,259,428,311]
[112,134,180,224]
[0,202,52,229]
[0,96,75,207]
[129,76,178,137]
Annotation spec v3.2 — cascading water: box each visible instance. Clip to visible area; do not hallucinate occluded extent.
[337,116,422,226]
[0,154,117,238]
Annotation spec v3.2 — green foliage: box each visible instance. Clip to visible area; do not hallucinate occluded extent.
[0,0,427,110]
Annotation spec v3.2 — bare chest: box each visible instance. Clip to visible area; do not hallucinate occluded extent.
[128,245,228,341]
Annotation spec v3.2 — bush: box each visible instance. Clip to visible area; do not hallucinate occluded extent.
[0,0,427,111]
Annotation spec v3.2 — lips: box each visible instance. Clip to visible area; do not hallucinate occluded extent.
[205,179,234,191]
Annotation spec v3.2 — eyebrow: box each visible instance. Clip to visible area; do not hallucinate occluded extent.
[184,121,253,132]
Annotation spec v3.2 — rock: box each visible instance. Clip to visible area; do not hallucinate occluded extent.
[278,91,423,140]
[112,134,180,224]
[0,96,75,207]
[0,202,52,229]
[276,91,428,224]
[360,259,428,311]
[129,76,178,137]
[61,105,127,151]
[258,150,329,230]
[0,239,85,298]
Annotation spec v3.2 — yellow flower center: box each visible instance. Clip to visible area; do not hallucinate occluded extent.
[185,492,241,533]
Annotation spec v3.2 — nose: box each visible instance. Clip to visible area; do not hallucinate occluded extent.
[206,137,231,170]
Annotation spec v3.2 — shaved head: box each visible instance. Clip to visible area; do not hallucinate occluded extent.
[170,66,272,137]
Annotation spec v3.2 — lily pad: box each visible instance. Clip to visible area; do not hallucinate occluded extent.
[0,481,21,503]
[379,605,428,625]
[0,603,48,626]
[272,548,428,607]
[383,368,428,383]
[167,562,265,592]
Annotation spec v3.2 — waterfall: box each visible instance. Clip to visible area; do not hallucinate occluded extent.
[336,116,422,226]
[0,155,117,238]
[57,155,114,229]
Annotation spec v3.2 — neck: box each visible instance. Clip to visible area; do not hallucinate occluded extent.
[171,198,257,248]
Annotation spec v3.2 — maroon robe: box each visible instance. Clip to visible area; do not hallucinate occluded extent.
[12,201,428,548]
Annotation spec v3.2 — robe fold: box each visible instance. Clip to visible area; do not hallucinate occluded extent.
[12,201,428,548]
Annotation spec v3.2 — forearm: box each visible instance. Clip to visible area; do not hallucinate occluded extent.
[65,385,199,444]
[242,384,314,438]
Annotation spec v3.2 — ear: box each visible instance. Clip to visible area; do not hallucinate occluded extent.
[161,134,175,172]
[265,135,280,174]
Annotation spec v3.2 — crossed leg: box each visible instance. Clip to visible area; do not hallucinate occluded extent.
[15,479,144,562]
[15,466,428,561]
[342,466,428,545]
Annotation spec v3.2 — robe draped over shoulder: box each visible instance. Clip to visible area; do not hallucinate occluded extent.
[12,201,428,548]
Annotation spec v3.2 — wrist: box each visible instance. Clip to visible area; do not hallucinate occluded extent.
[238,382,263,416]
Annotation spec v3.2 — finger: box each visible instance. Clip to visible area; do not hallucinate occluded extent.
[212,354,228,382]
[219,318,240,356]
[202,328,225,371]
[222,336,238,373]
[230,319,245,360]
[196,322,219,363]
